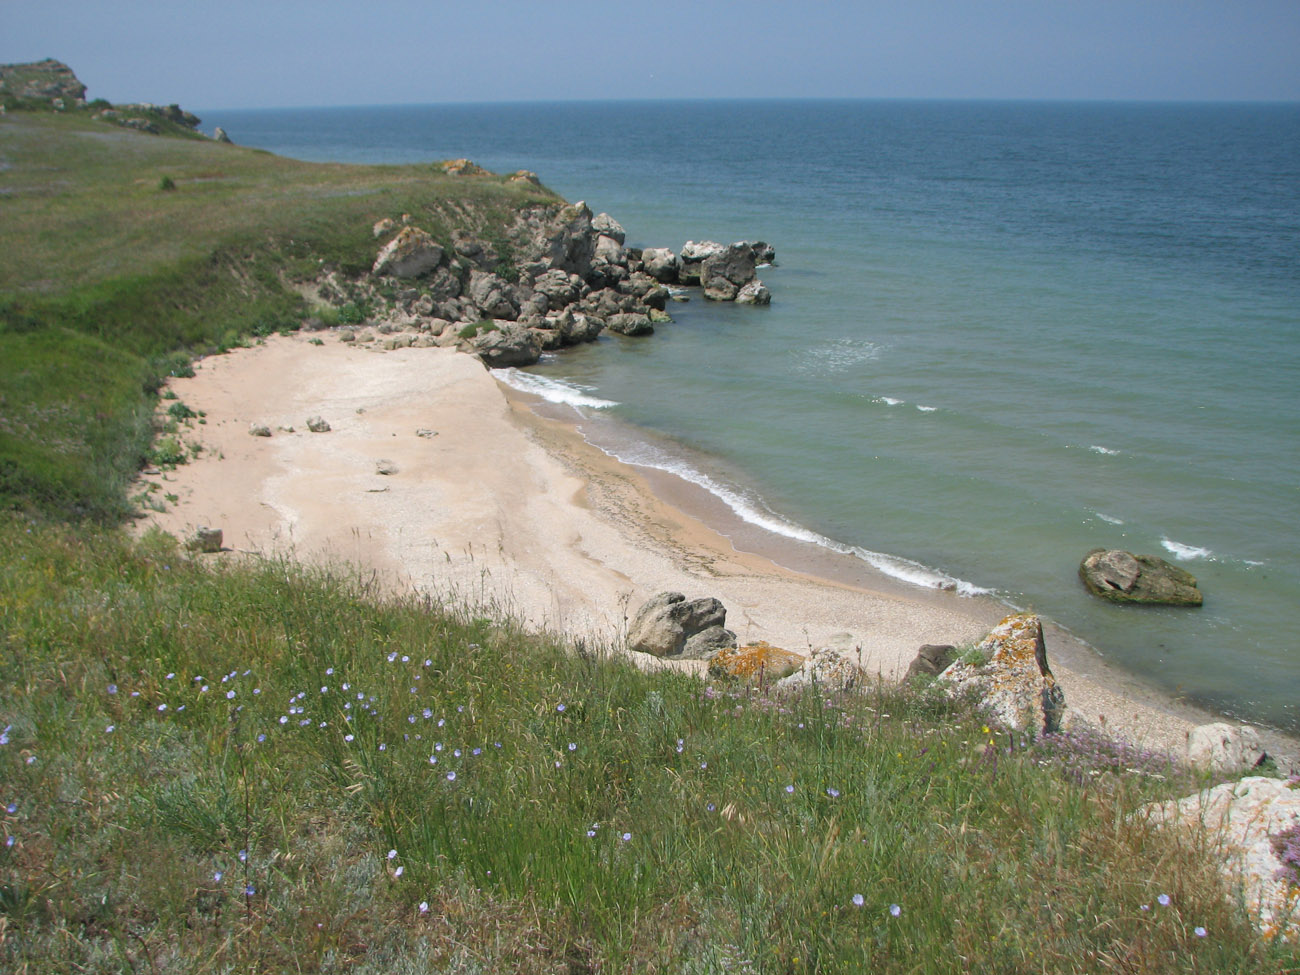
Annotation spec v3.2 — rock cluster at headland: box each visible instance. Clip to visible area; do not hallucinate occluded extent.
[326,183,774,367]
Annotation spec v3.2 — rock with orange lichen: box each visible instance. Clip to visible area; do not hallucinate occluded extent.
[935,614,1066,736]
[708,642,806,683]
[1144,776,1300,944]
[440,158,490,176]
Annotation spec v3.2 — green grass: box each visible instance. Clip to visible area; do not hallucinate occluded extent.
[0,112,558,522]
[1,516,1293,973]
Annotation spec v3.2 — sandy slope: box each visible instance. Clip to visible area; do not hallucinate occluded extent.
[135,333,1294,762]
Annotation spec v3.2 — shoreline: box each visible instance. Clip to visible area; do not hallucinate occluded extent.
[135,332,1299,767]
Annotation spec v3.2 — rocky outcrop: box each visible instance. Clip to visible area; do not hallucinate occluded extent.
[466,323,540,368]
[440,158,489,176]
[626,592,737,659]
[773,648,866,694]
[935,614,1066,736]
[373,227,445,279]
[708,643,806,682]
[1079,549,1203,606]
[640,247,680,283]
[700,242,758,301]
[678,241,726,285]
[1144,777,1300,944]
[1187,722,1268,773]
[0,59,87,105]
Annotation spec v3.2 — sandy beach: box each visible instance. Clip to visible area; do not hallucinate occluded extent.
[135,332,1297,764]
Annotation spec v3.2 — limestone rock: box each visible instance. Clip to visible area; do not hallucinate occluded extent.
[708,642,807,683]
[700,243,758,301]
[213,126,232,144]
[627,592,728,658]
[1144,777,1300,944]
[373,227,444,279]
[735,280,771,305]
[640,247,679,283]
[774,648,866,694]
[682,625,739,660]
[248,423,272,438]
[906,644,957,680]
[440,158,489,176]
[186,526,223,554]
[936,614,1066,736]
[1079,549,1203,606]
[1187,722,1268,773]
[373,217,397,239]
[467,270,519,320]
[510,170,541,185]
[593,233,627,266]
[592,212,626,245]
[375,459,399,476]
[306,416,331,433]
[678,240,725,285]
[606,313,654,336]
[469,323,541,368]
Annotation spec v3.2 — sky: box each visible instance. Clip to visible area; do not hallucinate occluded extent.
[4,0,1299,110]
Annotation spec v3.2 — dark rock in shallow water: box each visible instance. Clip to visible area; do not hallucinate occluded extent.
[1079,549,1203,606]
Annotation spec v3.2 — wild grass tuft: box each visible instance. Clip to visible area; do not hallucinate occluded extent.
[0,516,1291,973]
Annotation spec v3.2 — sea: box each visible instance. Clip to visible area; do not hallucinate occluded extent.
[201,99,1300,733]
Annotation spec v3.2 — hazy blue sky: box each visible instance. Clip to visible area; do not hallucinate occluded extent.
[4,1,1298,109]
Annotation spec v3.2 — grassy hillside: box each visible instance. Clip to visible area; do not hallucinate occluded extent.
[1,516,1288,973]
[0,111,556,520]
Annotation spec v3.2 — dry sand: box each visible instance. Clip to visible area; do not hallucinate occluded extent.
[135,332,1297,764]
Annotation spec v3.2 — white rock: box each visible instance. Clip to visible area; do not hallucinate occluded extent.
[1187,722,1266,773]
[773,648,865,694]
[1144,776,1300,943]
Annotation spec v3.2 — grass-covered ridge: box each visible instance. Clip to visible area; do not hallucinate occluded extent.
[0,111,558,520]
[0,516,1287,973]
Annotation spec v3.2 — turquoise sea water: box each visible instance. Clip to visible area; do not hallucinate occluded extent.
[204,100,1300,732]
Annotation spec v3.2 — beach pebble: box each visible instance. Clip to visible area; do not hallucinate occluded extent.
[248,423,271,437]
[307,416,331,433]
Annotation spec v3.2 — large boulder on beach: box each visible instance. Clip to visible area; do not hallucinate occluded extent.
[906,644,957,680]
[1079,549,1203,606]
[372,227,444,279]
[774,648,866,694]
[467,270,520,321]
[467,323,540,367]
[1186,722,1268,773]
[627,592,736,659]
[935,614,1066,736]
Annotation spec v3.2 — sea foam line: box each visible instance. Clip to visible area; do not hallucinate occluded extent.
[597,440,990,597]
[493,368,618,409]
[1161,537,1213,561]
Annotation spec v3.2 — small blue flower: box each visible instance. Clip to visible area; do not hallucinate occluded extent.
[1194,925,1207,937]
[419,900,429,913]
[256,733,266,743]
[568,743,576,752]
[556,704,566,712]
[852,894,864,907]
[446,771,456,781]
[387,849,397,860]
[5,803,15,814]
[105,725,115,734]
[827,788,840,798]
[621,832,631,842]
[213,871,223,882]
[244,884,255,897]
[107,684,118,695]
[0,726,9,745]
[785,785,795,794]
[1157,893,1171,907]
[889,904,901,917]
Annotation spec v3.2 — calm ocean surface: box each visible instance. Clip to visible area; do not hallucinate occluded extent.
[203,100,1300,732]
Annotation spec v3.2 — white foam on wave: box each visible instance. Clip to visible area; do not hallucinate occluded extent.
[596,439,990,597]
[877,396,904,407]
[1089,445,1121,456]
[916,405,938,413]
[1093,511,1124,526]
[1161,537,1213,561]
[493,368,618,409]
